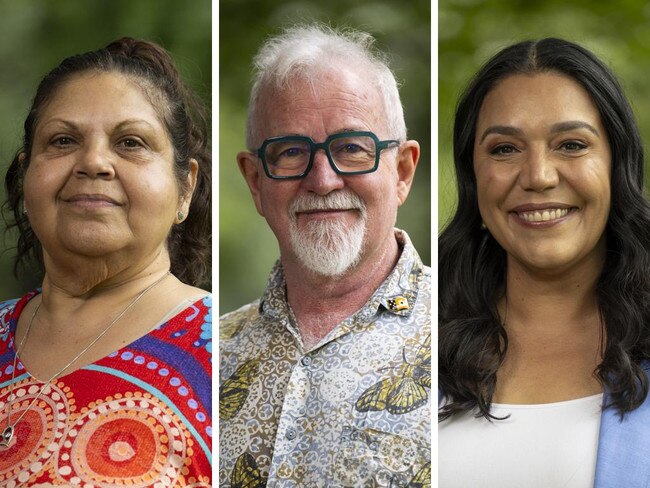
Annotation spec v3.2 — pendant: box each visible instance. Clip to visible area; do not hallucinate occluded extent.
[0,425,14,448]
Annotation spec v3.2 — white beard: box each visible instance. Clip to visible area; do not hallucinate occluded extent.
[288,191,367,276]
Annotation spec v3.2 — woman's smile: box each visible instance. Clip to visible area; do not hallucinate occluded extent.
[509,203,576,227]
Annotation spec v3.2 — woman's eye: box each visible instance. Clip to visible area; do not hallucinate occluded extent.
[119,138,143,149]
[51,136,75,146]
[559,141,587,152]
[489,144,518,156]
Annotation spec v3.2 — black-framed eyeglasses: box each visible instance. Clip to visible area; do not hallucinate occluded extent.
[256,131,400,180]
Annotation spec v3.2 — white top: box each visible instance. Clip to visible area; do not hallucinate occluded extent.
[439,393,603,488]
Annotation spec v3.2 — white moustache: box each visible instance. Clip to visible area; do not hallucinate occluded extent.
[289,191,366,214]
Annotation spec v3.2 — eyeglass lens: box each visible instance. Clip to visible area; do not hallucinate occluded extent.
[264,135,377,177]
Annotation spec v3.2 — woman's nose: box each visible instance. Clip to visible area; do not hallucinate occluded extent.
[518,148,559,192]
[73,141,116,179]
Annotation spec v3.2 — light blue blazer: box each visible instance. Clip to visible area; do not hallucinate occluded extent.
[594,364,650,488]
[439,363,650,487]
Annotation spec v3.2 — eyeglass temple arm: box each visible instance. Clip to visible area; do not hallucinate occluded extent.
[378,140,401,150]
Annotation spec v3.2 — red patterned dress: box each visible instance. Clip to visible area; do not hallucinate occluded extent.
[0,292,212,487]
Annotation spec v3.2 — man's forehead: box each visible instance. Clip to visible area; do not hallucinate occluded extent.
[266,64,378,98]
[255,66,388,138]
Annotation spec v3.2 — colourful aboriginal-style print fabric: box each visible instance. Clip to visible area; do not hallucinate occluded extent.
[219,230,431,487]
[0,292,212,487]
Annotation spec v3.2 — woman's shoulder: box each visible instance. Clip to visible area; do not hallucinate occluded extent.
[0,297,20,315]
[0,297,19,336]
[159,292,211,325]
[151,293,212,352]
[0,291,39,334]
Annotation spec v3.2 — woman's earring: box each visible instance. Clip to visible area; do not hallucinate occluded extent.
[480,221,487,230]
[177,211,185,222]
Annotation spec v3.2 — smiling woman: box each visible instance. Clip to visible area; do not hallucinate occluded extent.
[438,38,650,488]
[0,39,212,486]
[474,72,612,275]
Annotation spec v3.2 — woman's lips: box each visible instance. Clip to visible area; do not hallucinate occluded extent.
[509,205,576,226]
[64,194,120,208]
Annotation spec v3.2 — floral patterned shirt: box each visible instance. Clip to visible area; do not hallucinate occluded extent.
[219,230,431,487]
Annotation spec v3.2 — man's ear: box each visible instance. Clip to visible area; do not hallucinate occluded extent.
[395,140,420,206]
[237,151,265,216]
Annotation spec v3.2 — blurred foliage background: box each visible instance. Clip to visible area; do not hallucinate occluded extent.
[0,0,210,300]
[220,0,431,313]
[440,0,650,229]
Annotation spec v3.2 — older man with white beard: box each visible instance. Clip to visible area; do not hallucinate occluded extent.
[219,24,431,487]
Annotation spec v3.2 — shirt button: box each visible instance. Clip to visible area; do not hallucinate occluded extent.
[301,356,312,366]
[286,428,297,440]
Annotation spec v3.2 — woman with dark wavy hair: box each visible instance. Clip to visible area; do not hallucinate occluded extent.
[0,39,211,486]
[439,38,650,487]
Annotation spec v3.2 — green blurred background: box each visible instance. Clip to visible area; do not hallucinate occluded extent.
[0,0,211,300]
[440,0,650,229]
[220,0,431,313]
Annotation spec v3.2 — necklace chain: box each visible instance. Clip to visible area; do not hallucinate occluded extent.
[1,271,170,448]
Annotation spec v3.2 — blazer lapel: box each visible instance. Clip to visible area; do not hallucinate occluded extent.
[594,365,650,488]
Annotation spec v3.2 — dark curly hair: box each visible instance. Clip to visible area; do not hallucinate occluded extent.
[439,38,650,421]
[4,37,211,289]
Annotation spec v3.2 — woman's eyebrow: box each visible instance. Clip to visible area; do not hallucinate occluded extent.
[549,120,599,136]
[115,119,157,130]
[37,118,78,131]
[478,125,523,144]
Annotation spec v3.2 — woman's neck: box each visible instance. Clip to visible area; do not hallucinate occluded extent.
[492,253,606,404]
[500,249,604,330]
[41,245,171,299]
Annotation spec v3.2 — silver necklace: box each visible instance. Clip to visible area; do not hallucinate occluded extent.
[1,271,170,449]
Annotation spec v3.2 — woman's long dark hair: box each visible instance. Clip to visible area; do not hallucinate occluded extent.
[439,38,650,420]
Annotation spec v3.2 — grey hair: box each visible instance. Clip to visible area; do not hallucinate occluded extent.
[245,24,407,150]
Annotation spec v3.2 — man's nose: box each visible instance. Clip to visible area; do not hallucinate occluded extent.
[518,147,559,192]
[73,141,116,179]
[300,148,345,194]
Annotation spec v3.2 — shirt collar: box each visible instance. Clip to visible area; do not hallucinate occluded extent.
[258,228,425,321]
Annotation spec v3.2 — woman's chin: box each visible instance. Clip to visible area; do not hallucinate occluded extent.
[509,250,600,278]
[57,231,131,258]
